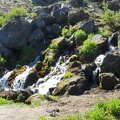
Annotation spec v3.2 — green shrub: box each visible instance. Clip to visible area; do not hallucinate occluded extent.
[62,26,74,37]
[98,27,111,37]
[0,7,36,27]
[80,39,98,55]
[74,30,87,44]
[0,97,13,105]
[0,54,6,65]
[63,72,74,79]
[19,46,36,65]
[102,1,120,29]
[118,40,120,48]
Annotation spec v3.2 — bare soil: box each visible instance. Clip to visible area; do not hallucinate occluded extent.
[0,89,120,120]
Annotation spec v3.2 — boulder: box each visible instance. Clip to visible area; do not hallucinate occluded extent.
[53,75,89,95]
[0,17,32,49]
[99,73,120,90]
[24,70,38,89]
[92,34,109,53]
[73,19,95,34]
[28,28,44,43]
[107,0,120,11]
[0,44,14,59]
[101,48,120,77]
[32,18,45,29]
[68,10,89,25]
[0,90,18,100]
[7,66,27,85]
[33,61,43,72]
[51,24,61,37]
[52,37,67,50]
[110,33,118,46]
[40,13,55,25]
[51,4,68,24]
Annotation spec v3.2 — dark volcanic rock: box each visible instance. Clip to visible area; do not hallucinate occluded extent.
[99,73,120,90]
[68,10,89,25]
[0,17,32,50]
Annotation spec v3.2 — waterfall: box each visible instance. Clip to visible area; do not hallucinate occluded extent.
[30,55,70,95]
[92,37,116,86]
[0,71,13,91]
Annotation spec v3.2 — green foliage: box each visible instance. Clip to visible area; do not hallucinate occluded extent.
[118,40,120,48]
[98,27,111,37]
[62,26,74,37]
[38,117,47,120]
[19,46,36,65]
[0,54,6,65]
[63,72,74,79]
[0,97,13,105]
[0,7,36,27]
[38,94,46,101]
[80,39,98,55]
[85,98,120,120]
[74,30,87,43]
[102,1,120,29]
[49,43,59,51]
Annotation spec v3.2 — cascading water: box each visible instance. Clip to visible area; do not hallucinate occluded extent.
[0,50,70,95]
[30,55,70,95]
[92,37,116,86]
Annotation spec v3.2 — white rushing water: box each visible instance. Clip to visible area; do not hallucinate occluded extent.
[92,38,116,86]
[0,50,70,95]
[30,55,70,95]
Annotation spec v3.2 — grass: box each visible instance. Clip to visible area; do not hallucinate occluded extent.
[38,98,120,120]
[0,54,6,65]
[118,40,120,48]
[0,7,36,27]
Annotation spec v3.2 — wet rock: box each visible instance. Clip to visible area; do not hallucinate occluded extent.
[99,73,120,90]
[53,75,89,95]
[40,13,55,25]
[32,18,45,29]
[33,61,43,72]
[28,28,44,43]
[68,10,89,25]
[101,48,120,77]
[24,70,38,89]
[0,67,8,78]
[0,17,32,50]
[7,66,27,85]
[0,44,14,59]
[92,34,109,53]
[0,90,18,100]
[73,19,94,34]
[110,33,118,46]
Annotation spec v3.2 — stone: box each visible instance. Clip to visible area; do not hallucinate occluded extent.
[92,34,109,53]
[40,13,55,25]
[73,19,95,34]
[101,48,120,77]
[99,73,120,90]
[51,24,61,37]
[68,10,89,25]
[110,33,118,46]
[0,17,32,50]
[32,18,45,29]
[24,70,38,89]
[28,28,44,43]
[0,44,14,59]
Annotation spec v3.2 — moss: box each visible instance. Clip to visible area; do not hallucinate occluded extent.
[7,65,27,85]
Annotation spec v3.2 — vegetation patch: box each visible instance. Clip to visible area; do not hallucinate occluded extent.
[0,54,6,66]
[0,97,13,105]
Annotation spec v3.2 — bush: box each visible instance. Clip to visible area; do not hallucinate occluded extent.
[0,54,6,65]
[0,7,36,27]
[62,26,74,37]
[63,72,74,79]
[0,97,13,105]
[80,39,98,55]
[74,30,87,45]
[118,40,120,48]
[102,1,120,29]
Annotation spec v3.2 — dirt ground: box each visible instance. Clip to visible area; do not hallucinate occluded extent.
[0,88,120,120]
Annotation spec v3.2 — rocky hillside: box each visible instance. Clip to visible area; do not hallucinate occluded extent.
[0,0,120,109]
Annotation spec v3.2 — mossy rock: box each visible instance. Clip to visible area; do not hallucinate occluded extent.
[7,66,27,85]
[33,61,43,72]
